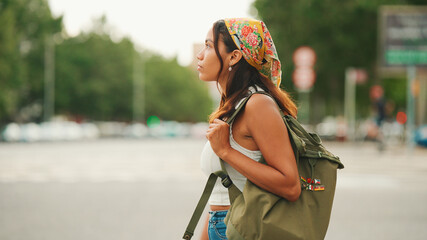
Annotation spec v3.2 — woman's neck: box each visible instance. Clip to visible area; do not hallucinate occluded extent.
[218,71,234,94]
[218,77,227,95]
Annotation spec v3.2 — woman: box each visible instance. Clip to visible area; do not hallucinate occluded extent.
[197,18,301,240]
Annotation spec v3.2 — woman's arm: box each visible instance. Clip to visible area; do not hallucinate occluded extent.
[206,94,301,201]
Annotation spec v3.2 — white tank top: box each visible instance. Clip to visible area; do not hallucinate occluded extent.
[200,86,264,205]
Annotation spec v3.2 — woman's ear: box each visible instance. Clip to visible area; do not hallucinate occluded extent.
[230,49,243,66]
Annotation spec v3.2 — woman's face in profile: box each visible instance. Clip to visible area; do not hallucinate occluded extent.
[196,28,230,82]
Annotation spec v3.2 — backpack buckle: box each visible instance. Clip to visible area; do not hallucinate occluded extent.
[221,175,233,188]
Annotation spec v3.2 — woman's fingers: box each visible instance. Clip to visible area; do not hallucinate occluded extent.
[206,119,229,140]
[213,119,228,126]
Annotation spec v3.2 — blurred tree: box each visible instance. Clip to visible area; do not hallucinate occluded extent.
[253,0,425,122]
[55,32,134,121]
[0,7,212,124]
[144,54,213,122]
[383,77,407,113]
[0,0,61,123]
[55,17,212,122]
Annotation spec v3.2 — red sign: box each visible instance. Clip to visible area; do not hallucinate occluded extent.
[293,46,316,67]
[348,69,368,84]
[292,68,316,90]
[293,46,317,90]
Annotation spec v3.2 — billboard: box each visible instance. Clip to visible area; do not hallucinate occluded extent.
[379,6,427,66]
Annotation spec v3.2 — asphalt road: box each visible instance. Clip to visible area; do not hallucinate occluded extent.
[0,138,426,240]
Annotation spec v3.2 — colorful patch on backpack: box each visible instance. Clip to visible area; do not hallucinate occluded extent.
[300,176,325,191]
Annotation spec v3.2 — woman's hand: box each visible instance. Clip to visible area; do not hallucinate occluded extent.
[206,119,232,159]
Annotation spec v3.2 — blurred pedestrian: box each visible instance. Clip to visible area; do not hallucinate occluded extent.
[196,18,300,240]
[370,86,386,127]
[369,85,387,150]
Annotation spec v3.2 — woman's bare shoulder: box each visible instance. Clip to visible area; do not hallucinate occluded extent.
[243,93,282,126]
[245,93,278,114]
[243,92,290,148]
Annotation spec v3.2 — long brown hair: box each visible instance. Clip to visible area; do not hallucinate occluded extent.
[209,20,297,123]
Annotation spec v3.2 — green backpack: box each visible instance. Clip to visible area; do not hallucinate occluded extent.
[183,91,344,240]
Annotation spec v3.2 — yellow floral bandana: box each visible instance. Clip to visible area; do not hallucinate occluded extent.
[224,18,282,87]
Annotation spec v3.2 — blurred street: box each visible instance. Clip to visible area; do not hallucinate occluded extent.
[0,138,426,240]
[1,1,427,240]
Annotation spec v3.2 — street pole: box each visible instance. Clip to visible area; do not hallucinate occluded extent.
[344,68,356,141]
[298,90,310,125]
[406,66,416,151]
[44,35,55,122]
[133,50,145,123]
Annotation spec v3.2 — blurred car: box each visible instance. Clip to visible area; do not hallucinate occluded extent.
[123,123,148,138]
[1,121,101,142]
[315,116,347,141]
[2,123,21,142]
[148,121,191,138]
[415,125,427,147]
[21,123,42,142]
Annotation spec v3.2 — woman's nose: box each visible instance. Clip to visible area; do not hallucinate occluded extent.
[196,49,203,60]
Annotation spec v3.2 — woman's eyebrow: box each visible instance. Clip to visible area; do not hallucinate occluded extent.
[205,39,213,43]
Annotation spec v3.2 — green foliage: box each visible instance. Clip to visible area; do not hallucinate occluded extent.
[0,3,212,124]
[55,33,134,121]
[56,32,212,122]
[0,0,61,123]
[253,0,424,122]
[0,4,21,120]
[383,77,407,111]
[144,54,213,122]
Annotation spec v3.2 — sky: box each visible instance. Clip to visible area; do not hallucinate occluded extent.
[48,0,256,66]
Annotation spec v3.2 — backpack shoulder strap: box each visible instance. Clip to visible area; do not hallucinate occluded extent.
[226,92,256,124]
[182,171,226,240]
